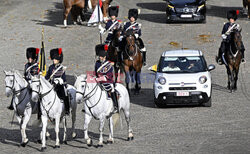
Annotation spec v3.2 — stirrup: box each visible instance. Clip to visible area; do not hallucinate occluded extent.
[143,62,147,67]
[7,105,14,110]
[241,59,246,63]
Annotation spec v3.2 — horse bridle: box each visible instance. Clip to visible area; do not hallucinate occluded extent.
[31,79,53,98]
[125,35,138,60]
[5,74,27,95]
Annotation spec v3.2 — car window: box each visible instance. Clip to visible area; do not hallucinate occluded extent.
[158,56,207,73]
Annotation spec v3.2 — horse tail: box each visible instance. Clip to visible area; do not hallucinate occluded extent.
[112,113,120,129]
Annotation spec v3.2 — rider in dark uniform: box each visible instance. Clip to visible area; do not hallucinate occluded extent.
[123,9,147,66]
[7,47,40,110]
[99,6,122,44]
[95,44,119,114]
[216,10,245,65]
[45,48,70,115]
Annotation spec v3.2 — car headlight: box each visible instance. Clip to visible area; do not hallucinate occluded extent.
[197,4,205,12]
[199,76,207,84]
[158,77,166,85]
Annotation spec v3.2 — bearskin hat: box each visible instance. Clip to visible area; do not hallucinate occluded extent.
[128,9,139,20]
[108,6,119,17]
[26,47,39,61]
[227,10,238,21]
[50,48,63,63]
[95,44,108,57]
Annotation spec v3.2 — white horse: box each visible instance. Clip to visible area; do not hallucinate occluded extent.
[30,75,77,151]
[4,70,37,147]
[74,74,133,147]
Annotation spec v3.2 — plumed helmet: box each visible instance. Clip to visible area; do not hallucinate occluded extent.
[128,9,139,20]
[26,47,39,61]
[108,6,119,17]
[227,10,238,21]
[50,48,63,63]
[95,44,108,57]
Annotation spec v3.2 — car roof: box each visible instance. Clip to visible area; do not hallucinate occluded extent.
[161,49,203,57]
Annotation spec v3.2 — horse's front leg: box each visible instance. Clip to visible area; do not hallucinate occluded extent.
[97,117,105,147]
[54,114,61,148]
[71,104,77,139]
[107,117,114,144]
[125,71,131,94]
[63,6,72,27]
[135,71,141,94]
[62,116,67,144]
[84,113,93,146]
[124,108,134,141]
[41,115,48,152]
[20,108,32,147]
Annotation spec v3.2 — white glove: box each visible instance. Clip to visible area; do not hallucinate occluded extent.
[96,76,107,82]
[235,24,242,31]
[118,36,123,41]
[98,25,105,34]
[53,78,63,85]
[221,34,227,40]
[134,34,139,39]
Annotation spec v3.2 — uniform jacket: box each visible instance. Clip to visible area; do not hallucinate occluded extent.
[45,63,66,83]
[24,62,39,81]
[95,60,113,84]
[105,19,122,34]
[222,22,236,41]
[123,21,141,36]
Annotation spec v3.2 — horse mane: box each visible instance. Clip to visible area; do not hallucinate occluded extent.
[14,70,27,86]
[40,76,53,89]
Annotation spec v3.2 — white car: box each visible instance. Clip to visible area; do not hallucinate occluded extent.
[150,49,215,107]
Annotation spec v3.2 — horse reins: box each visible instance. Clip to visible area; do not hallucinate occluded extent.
[125,35,138,61]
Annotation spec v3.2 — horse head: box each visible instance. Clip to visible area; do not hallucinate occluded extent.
[112,28,123,46]
[4,70,14,97]
[125,29,137,56]
[75,74,87,103]
[232,29,243,52]
[30,75,41,103]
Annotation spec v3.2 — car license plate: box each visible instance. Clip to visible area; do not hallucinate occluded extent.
[176,91,189,96]
[181,14,192,18]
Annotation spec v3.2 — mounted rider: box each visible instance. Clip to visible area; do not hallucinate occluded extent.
[216,10,246,65]
[7,47,40,110]
[45,48,70,115]
[98,6,122,44]
[95,44,119,114]
[122,9,147,66]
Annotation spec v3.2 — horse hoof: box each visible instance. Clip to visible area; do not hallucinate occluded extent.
[87,140,93,147]
[40,147,47,152]
[107,140,113,144]
[20,140,29,147]
[127,136,134,141]
[72,133,77,139]
[63,141,68,145]
[97,144,103,148]
[54,145,60,149]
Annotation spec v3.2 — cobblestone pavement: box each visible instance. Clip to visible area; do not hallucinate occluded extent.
[0,0,249,153]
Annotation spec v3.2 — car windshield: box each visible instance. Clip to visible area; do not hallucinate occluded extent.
[158,56,207,73]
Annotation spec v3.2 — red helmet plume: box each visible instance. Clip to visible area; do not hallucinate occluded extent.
[58,48,62,55]
[36,48,40,55]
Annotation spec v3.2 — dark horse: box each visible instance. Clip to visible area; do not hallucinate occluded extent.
[107,28,123,83]
[63,0,112,27]
[123,29,143,94]
[243,0,250,19]
[223,29,244,93]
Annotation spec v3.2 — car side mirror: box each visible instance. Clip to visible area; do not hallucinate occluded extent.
[148,64,157,73]
[208,64,215,71]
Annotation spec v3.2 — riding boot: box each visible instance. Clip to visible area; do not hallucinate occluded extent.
[116,51,122,67]
[217,42,226,65]
[84,0,88,13]
[241,44,246,63]
[142,51,147,66]
[64,96,70,115]
[110,92,119,113]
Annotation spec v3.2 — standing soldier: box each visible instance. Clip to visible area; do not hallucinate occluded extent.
[98,6,122,44]
[123,9,147,66]
[45,48,70,115]
[95,44,119,114]
[7,47,40,110]
[216,10,245,65]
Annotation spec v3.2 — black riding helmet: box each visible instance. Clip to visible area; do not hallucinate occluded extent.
[108,6,119,17]
[95,44,108,57]
[128,9,138,20]
[50,48,63,63]
[227,10,239,21]
[26,47,39,61]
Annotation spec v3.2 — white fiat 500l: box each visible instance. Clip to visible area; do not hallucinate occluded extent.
[151,50,215,107]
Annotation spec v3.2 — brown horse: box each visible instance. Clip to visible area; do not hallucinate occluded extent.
[123,29,143,94]
[243,0,250,18]
[107,28,123,83]
[223,29,244,92]
[63,0,112,27]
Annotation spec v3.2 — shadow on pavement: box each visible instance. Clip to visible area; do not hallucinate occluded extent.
[136,2,166,12]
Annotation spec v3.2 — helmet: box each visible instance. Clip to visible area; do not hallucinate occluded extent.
[128,9,138,20]
[227,10,238,21]
[108,6,119,17]
[95,44,108,57]
[50,48,63,63]
[26,47,39,61]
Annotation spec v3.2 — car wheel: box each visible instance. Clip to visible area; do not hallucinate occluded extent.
[154,97,165,108]
[202,97,211,107]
